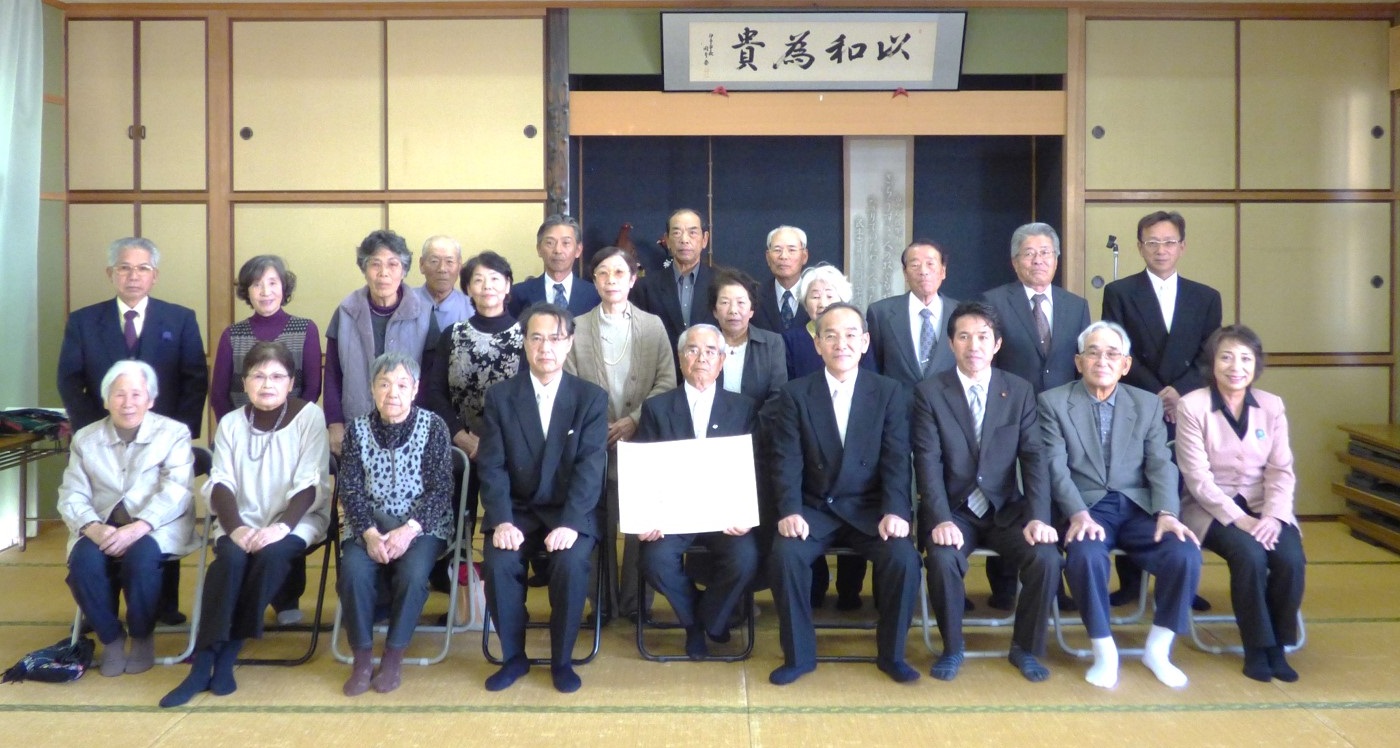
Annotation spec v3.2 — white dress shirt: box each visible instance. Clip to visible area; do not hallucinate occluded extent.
[116,296,150,338]
[1149,272,1178,332]
[530,372,563,436]
[684,382,717,439]
[546,272,575,306]
[722,340,748,394]
[907,292,944,363]
[1022,284,1053,329]
[824,368,857,446]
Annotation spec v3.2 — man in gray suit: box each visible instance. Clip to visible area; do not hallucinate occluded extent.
[865,239,958,385]
[1038,320,1201,689]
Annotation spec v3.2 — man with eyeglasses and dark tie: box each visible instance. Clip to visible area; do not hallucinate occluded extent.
[1101,210,1222,609]
[507,214,602,318]
[980,223,1091,612]
[752,225,811,334]
[58,236,209,626]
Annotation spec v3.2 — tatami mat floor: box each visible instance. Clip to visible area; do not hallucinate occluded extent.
[3,521,1399,747]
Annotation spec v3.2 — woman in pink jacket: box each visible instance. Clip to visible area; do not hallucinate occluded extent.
[1176,325,1303,683]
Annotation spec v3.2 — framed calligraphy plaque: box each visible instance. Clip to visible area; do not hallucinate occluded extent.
[662,11,966,92]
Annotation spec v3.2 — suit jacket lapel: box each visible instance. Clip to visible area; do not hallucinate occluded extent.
[1107,388,1140,481]
[1067,384,1107,479]
[979,371,1012,463]
[938,373,978,452]
[1006,288,1044,363]
[513,375,545,455]
[669,388,697,439]
[1048,287,1078,358]
[890,295,922,379]
[1129,273,1169,345]
[806,375,843,479]
[838,376,878,477]
[136,300,164,360]
[99,300,131,362]
[537,376,575,486]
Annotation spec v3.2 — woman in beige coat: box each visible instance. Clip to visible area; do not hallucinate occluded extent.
[565,245,676,620]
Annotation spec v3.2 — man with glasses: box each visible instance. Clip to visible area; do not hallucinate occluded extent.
[59,237,208,437]
[58,236,209,626]
[980,223,1092,612]
[477,303,608,694]
[1101,210,1222,607]
[634,324,759,660]
[752,225,811,333]
[1037,320,1202,689]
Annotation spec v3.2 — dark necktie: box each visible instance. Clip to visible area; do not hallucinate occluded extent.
[427,306,441,343]
[123,310,139,354]
[552,282,567,307]
[918,308,935,375]
[780,289,795,327]
[1032,293,1051,359]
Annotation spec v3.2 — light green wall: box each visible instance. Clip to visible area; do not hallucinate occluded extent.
[569,8,1066,76]
[37,3,67,520]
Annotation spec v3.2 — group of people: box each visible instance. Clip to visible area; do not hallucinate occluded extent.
[51,207,1305,703]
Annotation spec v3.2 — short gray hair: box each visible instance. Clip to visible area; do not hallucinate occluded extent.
[677,323,723,352]
[1010,222,1060,259]
[1076,320,1132,357]
[100,359,159,401]
[370,352,421,383]
[355,230,411,271]
[107,237,161,268]
[420,235,462,261]
[766,225,808,250]
[796,265,853,305]
[536,214,581,245]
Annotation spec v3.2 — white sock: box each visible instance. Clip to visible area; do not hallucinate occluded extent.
[1141,625,1187,687]
[1085,636,1118,688]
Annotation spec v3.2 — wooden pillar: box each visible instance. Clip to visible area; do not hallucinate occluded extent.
[545,9,569,217]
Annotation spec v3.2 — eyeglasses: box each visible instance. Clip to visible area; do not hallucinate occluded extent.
[1141,239,1182,251]
[1018,249,1056,260]
[526,333,570,346]
[681,345,721,361]
[767,246,804,256]
[593,268,631,281]
[1080,347,1125,362]
[112,263,155,276]
[245,372,290,384]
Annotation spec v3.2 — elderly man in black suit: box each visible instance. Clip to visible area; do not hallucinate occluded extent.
[1102,210,1222,607]
[767,303,923,686]
[632,208,717,361]
[914,301,1061,683]
[865,239,959,385]
[981,222,1091,611]
[507,214,603,318]
[635,323,760,660]
[477,303,609,694]
[752,225,810,334]
[58,236,209,627]
[58,237,208,437]
[1039,320,1201,689]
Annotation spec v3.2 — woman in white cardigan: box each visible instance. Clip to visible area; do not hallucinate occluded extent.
[161,342,330,707]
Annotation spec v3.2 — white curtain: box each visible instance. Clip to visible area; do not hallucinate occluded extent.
[0,0,45,548]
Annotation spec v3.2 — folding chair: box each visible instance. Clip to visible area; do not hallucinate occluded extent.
[1189,609,1306,655]
[331,447,474,666]
[635,543,755,662]
[237,454,339,667]
[70,446,214,666]
[481,504,607,667]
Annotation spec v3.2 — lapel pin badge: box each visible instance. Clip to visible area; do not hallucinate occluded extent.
[567,429,575,436]
[1255,428,1265,439]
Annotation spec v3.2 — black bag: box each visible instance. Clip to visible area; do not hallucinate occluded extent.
[2,637,96,684]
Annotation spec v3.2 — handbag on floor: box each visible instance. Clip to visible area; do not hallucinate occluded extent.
[2,636,96,684]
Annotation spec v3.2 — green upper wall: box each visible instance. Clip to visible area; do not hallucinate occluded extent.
[569,8,1067,77]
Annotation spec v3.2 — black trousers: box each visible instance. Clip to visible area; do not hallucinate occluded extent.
[484,530,595,666]
[197,534,307,649]
[1202,512,1305,648]
[640,530,757,636]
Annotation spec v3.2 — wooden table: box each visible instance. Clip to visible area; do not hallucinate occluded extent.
[0,432,69,551]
